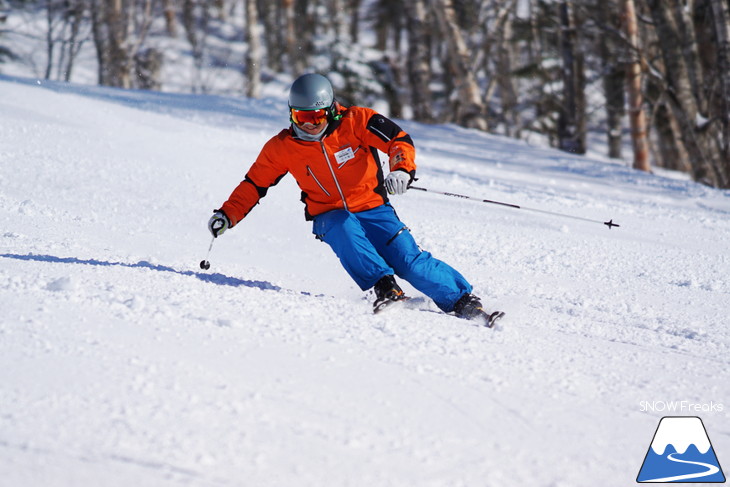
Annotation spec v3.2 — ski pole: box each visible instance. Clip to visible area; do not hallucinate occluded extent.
[409,186,620,229]
[199,235,215,270]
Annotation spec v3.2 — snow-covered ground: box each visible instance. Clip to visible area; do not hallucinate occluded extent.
[1,74,729,486]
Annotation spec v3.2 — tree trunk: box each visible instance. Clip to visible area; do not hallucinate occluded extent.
[381,55,404,119]
[261,1,283,72]
[283,0,305,74]
[44,0,56,80]
[90,0,154,89]
[163,0,178,36]
[623,0,650,171]
[134,47,162,90]
[646,0,728,187]
[430,0,488,131]
[108,0,131,88]
[245,0,261,98]
[708,0,730,181]
[182,0,209,91]
[653,102,691,172]
[63,0,86,82]
[90,0,110,85]
[557,0,586,154]
[331,0,348,42]
[406,0,434,122]
[349,0,361,44]
[603,66,625,159]
[676,0,707,112]
[599,0,624,159]
[496,1,520,138]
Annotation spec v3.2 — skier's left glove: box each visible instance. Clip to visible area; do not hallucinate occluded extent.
[208,211,230,238]
[385,170,411,195]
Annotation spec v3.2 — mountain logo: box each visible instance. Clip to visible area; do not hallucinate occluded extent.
[637,416,725,483]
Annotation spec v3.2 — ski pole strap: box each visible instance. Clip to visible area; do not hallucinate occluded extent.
[409,186,619,229]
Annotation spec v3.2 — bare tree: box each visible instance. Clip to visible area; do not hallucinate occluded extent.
[330,0,348,41]
[283,0,305,74]
[349,0,361,44]
[708,0,730,173]
[261,1,284,72]
[90,0,154,88]
[430,0,488,131]
[61,0,88,81]
[476,0,519,137]
[495,1,520,138]
[162,0,177,36]
[245,0,261,98]
[371,0,404,53]
[557,0,586,154]
[43,0,88,82]
[6,0,729,186]
[44,0,59,79]
[0,6,12,65]
[598,0,625,159]
[623,0,650,171]
[646,0,728,187]
[651,101,691,172]
[181,0,211,91]
[406,0,433,122]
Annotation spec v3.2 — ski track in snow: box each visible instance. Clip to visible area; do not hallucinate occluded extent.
[1,75,729,487]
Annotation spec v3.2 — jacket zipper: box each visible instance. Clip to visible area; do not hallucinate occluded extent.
[307,166,331,197]
[320,141,349,211]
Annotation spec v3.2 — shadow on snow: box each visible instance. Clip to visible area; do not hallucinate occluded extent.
[0,252,280,292]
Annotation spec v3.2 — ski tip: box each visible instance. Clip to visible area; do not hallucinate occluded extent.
[464,309,505,328]
[485,310,505,328]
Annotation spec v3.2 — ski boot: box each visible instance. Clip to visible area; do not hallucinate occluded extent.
[453,293,505,328]
[372,275,409,314]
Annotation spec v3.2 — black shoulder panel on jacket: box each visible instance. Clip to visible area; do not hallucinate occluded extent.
[366,113,413,146]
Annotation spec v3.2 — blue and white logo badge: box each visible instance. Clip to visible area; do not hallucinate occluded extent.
[637,416,725,483]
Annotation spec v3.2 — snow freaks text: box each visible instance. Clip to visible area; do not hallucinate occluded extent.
[639,401,724,413]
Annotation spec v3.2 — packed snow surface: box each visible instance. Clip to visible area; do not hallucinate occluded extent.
[1,75,729,486]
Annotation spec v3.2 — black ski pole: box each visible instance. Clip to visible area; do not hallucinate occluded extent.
[409,186,620,229]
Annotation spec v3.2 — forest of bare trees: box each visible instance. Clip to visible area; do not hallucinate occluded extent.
[2,0,730,188]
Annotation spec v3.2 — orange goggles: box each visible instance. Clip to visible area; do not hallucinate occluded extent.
[290,108,328,126]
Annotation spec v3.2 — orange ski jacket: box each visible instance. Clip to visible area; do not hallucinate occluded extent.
[219,105,416,225]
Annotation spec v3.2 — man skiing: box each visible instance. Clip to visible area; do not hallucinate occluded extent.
[208,73,500,324]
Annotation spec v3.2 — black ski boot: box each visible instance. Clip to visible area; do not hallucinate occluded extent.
[453,293,504,328]
[372,275,408,313]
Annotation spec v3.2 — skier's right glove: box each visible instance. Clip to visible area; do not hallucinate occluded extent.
[208,211,230,238]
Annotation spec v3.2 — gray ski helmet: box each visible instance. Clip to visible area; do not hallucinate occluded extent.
[288,73,334,110]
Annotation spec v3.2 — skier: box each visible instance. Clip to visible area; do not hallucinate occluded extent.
[208,73,499,324]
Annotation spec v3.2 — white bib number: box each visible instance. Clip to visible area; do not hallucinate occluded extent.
[334,147,355,166]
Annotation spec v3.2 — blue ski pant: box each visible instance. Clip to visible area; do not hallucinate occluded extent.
[312,204,472,312]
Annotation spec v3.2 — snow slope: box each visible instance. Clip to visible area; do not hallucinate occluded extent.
[1,75,729,487]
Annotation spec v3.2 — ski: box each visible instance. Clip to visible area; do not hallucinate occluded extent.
[479,310,505,329]
[373,296,505,328]
[373,295,411,314]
